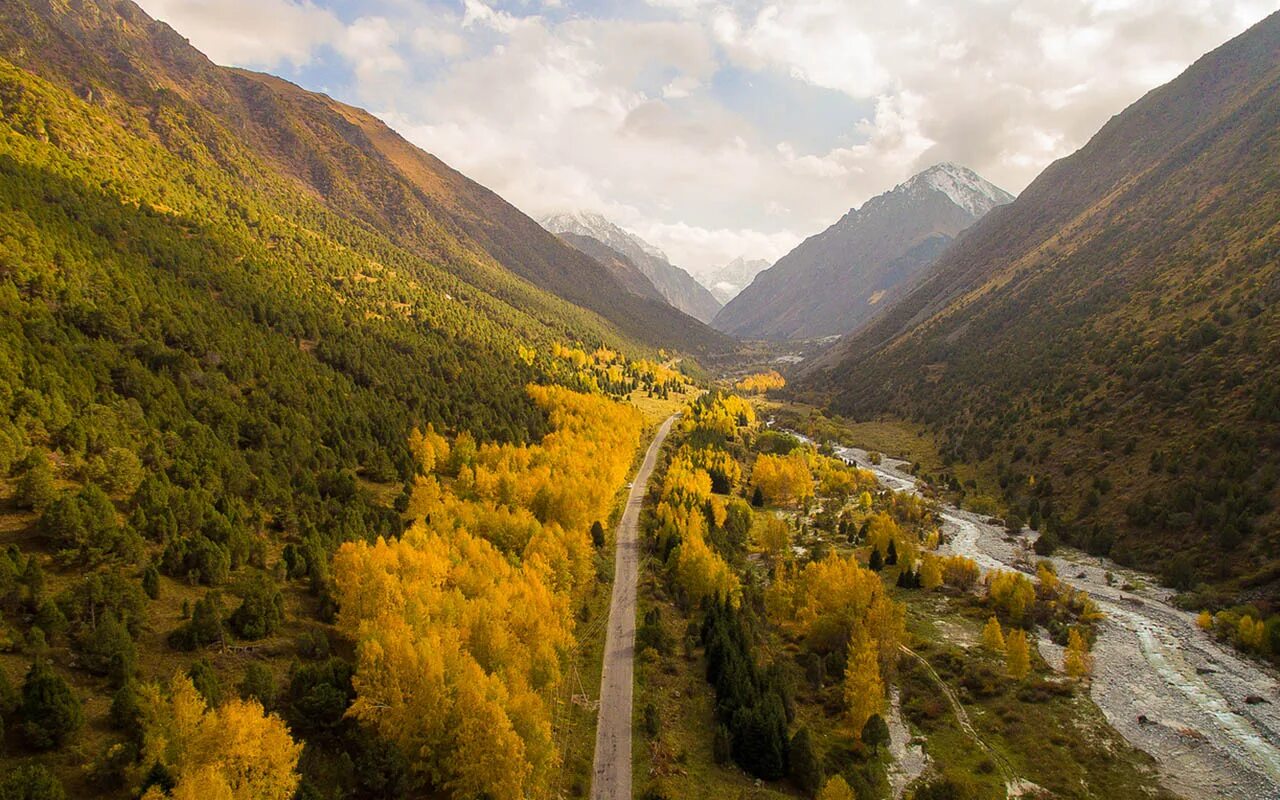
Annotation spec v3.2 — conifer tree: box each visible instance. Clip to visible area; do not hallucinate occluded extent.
[1005,629,1031,680]
[981,617,1006,654]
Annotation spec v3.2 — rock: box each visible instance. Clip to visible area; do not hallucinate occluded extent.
[1138,714,1153,725]
[1195,667,1216,676]
[1245,695,1268,705]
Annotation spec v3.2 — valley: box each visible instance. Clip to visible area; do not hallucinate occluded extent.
[0,1,1278,799]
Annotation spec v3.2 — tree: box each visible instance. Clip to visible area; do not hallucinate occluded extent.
[229,578,285,640]
[788,726,823,796]
[868,548,884,572]
[21,660,83,750]
[1033,529,1059,556]
[817,775,857,800]
[751,486,765,508]
[886,540,898,566]
[188,658,223,707]
[169,592,224,650]
[142,564,161,599]
[239,663,276,707]
[860,714,890,752]
[1005,629,1031,680]
[0,764,66,800]
[981,617,1006,654]
[80,612,137,687]
[843,629,884,734]
[15,455,56,512]
[590,521,605,549]
[1064,628,1093,679]
[139,674,302,800]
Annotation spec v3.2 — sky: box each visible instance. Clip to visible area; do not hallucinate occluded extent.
[135,0,1274,276]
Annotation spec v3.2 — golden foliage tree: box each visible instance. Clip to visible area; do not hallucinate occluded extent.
[1064,628,1094,679]
[817,775,857,800]
[138,674,302,800]
[751,452,814,507]
[981,616,1006,654]
[734,371,786,394]
[843,625,885,735]
[1005,628,1031,680]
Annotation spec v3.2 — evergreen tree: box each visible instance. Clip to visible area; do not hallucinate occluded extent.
[751,486,765,508]
[141,565,160,600]
[20,660,83,750]
[0,764,66,800]
[861,714,890,752]
[869,548,884,572]
[788,726,823,796]
[188,658,223,707]
[886,540,898,566]
[591,521,606,549]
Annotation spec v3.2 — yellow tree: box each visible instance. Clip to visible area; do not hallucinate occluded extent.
[981,617,1006,654]
[1005,629,1031,680]
[1063,628,1093,679]
[843,626,884,734]
[753,514,792,560]
[139,674,301,800]
[817,775,857,800]
[918,554,942,590]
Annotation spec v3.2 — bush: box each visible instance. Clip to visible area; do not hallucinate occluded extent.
[788,726,823,795]
[1033,529,1059,556]
[21,660,83,750]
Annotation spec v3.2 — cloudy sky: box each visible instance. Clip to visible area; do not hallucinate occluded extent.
[136,0,1273,276]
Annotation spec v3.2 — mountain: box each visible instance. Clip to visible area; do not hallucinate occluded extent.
[0,0,728,357]
[704,256,772,304]
[554,232,665,302]
[806,12,1280,593]
[542,211,723,324]
[713,163,1012,340]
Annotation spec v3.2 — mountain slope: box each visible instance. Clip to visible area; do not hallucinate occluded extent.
[0,0,727,355]
[542,211,723,324]
[807,12,1280,592]
[704,256,772,303]
[555,231,665,302]
[714,163,1012,340]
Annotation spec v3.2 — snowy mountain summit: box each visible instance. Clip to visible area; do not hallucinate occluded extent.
[541,211,669,263]
[898,162,1014,217]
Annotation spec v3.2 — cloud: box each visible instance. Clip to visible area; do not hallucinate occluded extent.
[135,0,1275,273]
[136,0,342,68]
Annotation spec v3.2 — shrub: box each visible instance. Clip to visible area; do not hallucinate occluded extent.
[0,764,66,800]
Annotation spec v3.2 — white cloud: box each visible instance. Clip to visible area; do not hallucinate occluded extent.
[135,0,1275,273]
[136,0,342,68]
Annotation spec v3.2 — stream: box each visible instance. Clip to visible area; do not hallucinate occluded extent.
[829,443,1280,800]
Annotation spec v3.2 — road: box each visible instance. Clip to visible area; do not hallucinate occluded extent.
[834,444,1280,800]
[590,413,678,800]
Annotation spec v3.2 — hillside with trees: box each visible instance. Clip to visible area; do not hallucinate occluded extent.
[805,11,1280,597]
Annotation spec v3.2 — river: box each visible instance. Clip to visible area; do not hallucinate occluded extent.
[826,441,1280,800]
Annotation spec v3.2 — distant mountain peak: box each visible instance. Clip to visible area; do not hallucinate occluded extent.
[541,211,668,262]
[897,162,1015,217]
[542,211,722,323]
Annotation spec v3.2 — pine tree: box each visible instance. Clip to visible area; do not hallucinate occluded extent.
[788,726,823,796]
[886,540,898,566]
[868,548,884,572]
[591,521,606,548]
[817,775,857,800]
[21,660,83,750]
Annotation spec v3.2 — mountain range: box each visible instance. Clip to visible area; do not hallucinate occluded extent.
[704,256,772,304]
[714,163,1013,340]
[542,211,723,324]
[804,10,1280,592]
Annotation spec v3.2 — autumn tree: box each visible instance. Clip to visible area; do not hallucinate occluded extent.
[817,775,857,800]
[981,617,1006,654]
[1005,629,1031,680]
[138,673,302,800]
[1064,628,1093,679]
[844,626,885,734]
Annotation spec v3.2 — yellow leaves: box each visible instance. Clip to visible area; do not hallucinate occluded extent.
[686,391,755,437]
[939,555,980,591]
[844,625,885,735]
[734,370,786,394]
[1064,628,1093,679]
[1005,628,1031,680]
[1237,615,1266,651]
[752,514,792,559]
[673,533,742,607]
[139,675,301,800]
[817,775,858,800]
[334,386,643,799]
[1196,610,1213,630]
[918,554,943,590]
[751,452,813,507]
[987,569,1036,625]
[981,616,1006,654]
[517,344,537,366]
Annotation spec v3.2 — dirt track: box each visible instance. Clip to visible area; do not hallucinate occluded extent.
[590,414,678,800]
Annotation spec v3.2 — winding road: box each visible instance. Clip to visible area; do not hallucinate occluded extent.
[590,413,678,800]
[833,444,1280,800]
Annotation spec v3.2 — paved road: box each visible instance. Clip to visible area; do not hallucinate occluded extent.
[590,413,678,800]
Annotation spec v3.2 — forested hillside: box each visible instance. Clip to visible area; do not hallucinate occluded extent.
[806,12,1280,596]
[0,0,728,356]
[0,0,712,796]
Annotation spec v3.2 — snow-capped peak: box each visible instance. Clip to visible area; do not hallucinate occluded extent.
[899,162,1015,217]
[541,211,668,262]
